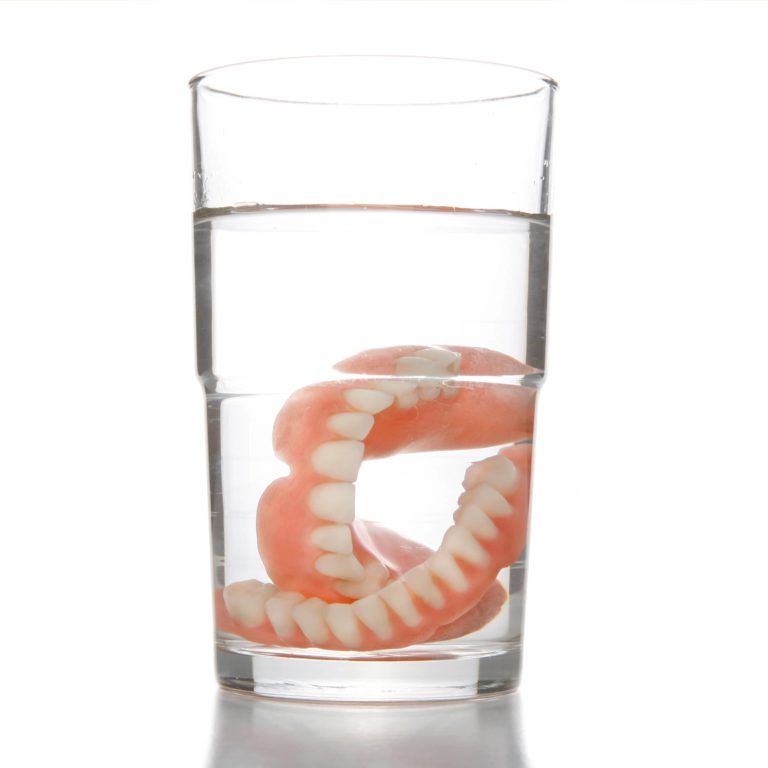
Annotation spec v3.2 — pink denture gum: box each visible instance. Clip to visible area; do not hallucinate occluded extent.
[216,345,535,651]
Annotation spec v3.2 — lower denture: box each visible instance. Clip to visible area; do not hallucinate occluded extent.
[218,346,534,651]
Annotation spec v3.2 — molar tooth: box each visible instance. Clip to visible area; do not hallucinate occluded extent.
[374,380,417,396]
[311,440,364,481]
[454,504,499,539]
[315,553,366,581]
[373,380,420,409]
[442,526,490,566]
[397,392,419,409]
[222,580,276,628]
[265,592,304,639]
[344,388,395,414]
[427,550,469,592]
[310,524,353,554]
[394,356,444,377]
[379,581,421,627]
[327,412,374,440]
[292,597,330,644]
[415,347,461,374]
[441,384,460,399]
[403,565,446,609]
[334,561,388,598]
[308,483,355,523]
[463,455,519,495]
[352,595,392,640]
[458,483,513,517]
[325,603,363,648]
[417,385,441,401]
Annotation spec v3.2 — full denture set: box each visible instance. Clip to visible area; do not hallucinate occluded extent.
[216,345,536,651]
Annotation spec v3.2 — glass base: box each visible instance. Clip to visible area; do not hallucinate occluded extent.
[216,641,521,702]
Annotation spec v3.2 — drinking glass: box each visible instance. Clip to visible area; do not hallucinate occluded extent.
[191,55,556,701]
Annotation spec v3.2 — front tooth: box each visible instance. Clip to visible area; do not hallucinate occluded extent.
[325,603,363,648]
[379,581,421,627]
[403,565,446,609]
[344,388,395,414]
[308,482,355,523]
[463,455,519,495]
[442,526,490,566]
[292,597,330,644]
[327,412,374,440]
[395,356,444,377]
[415,347,461,374]
[352,595,392,640]
[223,580,276,628]
[310,524,353,554]
[315,553,366,581]
[427,550,469,592]
[458,483,513,517]
[418,385,441,401]
[454,504,499,539]
[311,440,364,481]
[265,592,304,639]
[334,561,388,598]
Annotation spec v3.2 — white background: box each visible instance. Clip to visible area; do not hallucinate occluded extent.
[2,2,767,766]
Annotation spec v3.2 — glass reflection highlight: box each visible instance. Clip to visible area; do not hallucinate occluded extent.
[209,690,528,768]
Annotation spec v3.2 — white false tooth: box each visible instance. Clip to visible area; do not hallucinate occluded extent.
[454,504,499,540]
[373,380,420,409]
[222,580,276,628]
[441,384,460,399]
[418,385,441,401]
[307,483,356,523]
[379,581,421,627]
[344,388,395,414]
[462,455,519,495]
[394,356,444,377]
[427,550,469,592]
[397,392,420,409]
[458,483,513,517]
[315,553,366,581]
[374,380,418,396]
[327,412,374,440]
[311,440,364,481]
[403,565,446,609]
[325,603,363,648]
[265,592,304,639]
[334,561,388,598]
[352,595,393,640]
[442,526,490,566]
[415,347,461,374]
[292,598,330,644]
[310,524,353,554]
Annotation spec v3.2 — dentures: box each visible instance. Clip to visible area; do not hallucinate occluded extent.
[216,346,535,651]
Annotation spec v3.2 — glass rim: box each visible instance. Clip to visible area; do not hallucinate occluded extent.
[189,54,558,107]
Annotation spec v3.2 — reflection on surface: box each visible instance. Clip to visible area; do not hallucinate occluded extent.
[208,690,528,768]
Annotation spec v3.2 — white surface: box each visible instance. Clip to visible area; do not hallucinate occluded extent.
[1,2,767,766]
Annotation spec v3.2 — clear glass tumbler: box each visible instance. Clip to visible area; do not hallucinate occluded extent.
[191,56,556,701]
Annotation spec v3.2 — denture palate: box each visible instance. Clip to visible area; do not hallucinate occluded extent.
[217,345,535,650]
